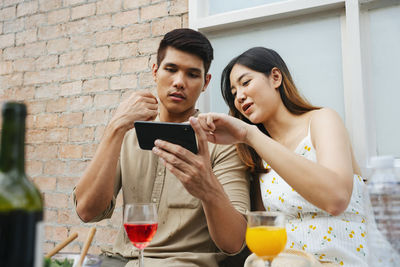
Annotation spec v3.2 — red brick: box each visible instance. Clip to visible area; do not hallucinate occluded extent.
[110,74,137,90]
[71,3,96,20]
[0,61,13,75]
[47,38,70,54]
[170,0,188,15]
[69,96,93,111]
[17,1,38,17]
[110,42,138,59]
[46,98,68,113]
[94,93,119,108]
[82,78,109,93]
[26,129,47,144]
[138,37,161,54]
[45,128,69,143]
[112,10,139,26]
[122,23,150,42]
[68,160,89,176]
[60,81,83,97]
[58,112,83,127]
[121,56,149,73]
[34,55,58,70]
[140,2,168,21]
[69,127,95,142]
[86,46,109,62]
[33,177,57,191]
[38,24,66,40]
[35,113,59,128]
[94,228,118,244]
[82,143,98,158]
[34,84,60,99]
[65,19,90,36]
[39,0,63,12]
[45,225,68,242]
[138,71,154,88]
[152,16,182,36]
[96,0,122,15]
[95,125,106,141]
[0,33,15,49]
[14,86,35,101]
[48,8,70,25]
[70,64,94,80]
[123,0,150,9]
[0,6,16,21]
[16,28,37,45]
[0,73,23,88]
[64,0,87,6]
[60,50,84,67]
[13,58,35,72]
[26,160,43,176]
[4,17,24,33]
[57,177,80,191]
[44,209,58,223]
[43,160,68,176]
[83,109,107,125]
[60,144,83,159]
[58,209,82,225]
[70,33,95,50]
[27,100,47,114]
[95,61,120,76]
[25,14,47,29]
[87,14,112,32]
[3,46,24,60]
[30,144,59,160]
[95,29,122,46]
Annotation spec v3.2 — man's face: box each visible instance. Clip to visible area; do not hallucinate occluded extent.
[153,47,211,122]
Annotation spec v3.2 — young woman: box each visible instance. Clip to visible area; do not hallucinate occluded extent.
[195,47,398,266]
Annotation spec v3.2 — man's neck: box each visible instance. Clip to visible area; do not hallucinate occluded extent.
[159,108,197,123]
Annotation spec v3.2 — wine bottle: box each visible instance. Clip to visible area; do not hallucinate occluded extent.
[0,102,44,267]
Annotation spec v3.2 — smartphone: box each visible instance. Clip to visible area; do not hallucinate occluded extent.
[134,121,198,154]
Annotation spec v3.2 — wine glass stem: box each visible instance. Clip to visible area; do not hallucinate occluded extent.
[264,259,272,267]
[138,249,144,267]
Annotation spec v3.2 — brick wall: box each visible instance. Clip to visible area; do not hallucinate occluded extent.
[0,0,188,255]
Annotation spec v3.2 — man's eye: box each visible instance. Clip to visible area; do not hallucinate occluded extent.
[165,68,176,72]
[188,72,200,78]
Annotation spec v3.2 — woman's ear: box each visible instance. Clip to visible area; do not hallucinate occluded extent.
[270,67,282,88]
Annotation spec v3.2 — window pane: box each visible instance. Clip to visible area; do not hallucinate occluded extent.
[206,12,345,119]
[368,5,400,157]
[208,0,287,15]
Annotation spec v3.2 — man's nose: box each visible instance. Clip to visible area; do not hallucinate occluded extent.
[173,72,185,89]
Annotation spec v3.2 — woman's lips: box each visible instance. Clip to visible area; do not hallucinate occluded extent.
[242,102,253,114]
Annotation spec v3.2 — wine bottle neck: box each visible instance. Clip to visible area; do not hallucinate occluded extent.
[0,103,26,174]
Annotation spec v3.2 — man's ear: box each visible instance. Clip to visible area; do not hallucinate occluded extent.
[271,67,282,89]
[202,73,212,92]
[152,64,158,82]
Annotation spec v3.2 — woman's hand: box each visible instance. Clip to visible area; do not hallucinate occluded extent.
[195,113,249,145]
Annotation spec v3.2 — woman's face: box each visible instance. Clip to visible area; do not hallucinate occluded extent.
[229,64,281,124]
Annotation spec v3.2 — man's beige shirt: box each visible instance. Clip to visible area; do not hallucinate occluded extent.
[74,114,250,267]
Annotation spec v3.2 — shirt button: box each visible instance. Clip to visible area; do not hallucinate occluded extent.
[153,198,157,203]
[158,172,162,176]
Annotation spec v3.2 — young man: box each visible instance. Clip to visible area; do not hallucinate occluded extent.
[73,28,250,267]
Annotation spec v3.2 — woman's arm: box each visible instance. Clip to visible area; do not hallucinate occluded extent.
[246,108,353,215]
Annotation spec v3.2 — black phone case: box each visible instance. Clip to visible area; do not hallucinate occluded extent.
[134,121,198,154]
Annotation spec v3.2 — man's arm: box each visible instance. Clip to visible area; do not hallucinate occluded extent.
[74,91,158,222]
[152,117,249,254]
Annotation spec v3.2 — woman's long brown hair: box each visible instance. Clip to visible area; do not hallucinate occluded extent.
[221,47,320,174]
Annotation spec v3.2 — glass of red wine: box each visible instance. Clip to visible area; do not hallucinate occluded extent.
[123,203,158,267]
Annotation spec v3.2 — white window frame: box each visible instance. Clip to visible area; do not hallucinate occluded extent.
[189,0,379,169]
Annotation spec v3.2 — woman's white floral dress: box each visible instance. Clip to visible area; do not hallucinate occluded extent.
[259,130,399,266]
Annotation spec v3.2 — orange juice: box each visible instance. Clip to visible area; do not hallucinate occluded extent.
[246,226,287,260]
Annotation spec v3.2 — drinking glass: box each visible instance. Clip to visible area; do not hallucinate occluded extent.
[123,203,158,267]
[246,211,287,267]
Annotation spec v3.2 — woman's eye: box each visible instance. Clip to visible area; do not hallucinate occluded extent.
[243,80,250,86]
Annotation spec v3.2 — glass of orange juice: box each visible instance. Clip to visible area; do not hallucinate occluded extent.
[246,211,287,267]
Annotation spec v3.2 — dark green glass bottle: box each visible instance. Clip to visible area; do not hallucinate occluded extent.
[0,102,44,267]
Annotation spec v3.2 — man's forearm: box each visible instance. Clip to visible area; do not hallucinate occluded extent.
[75,122,126,222]
[202,184,247,254]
